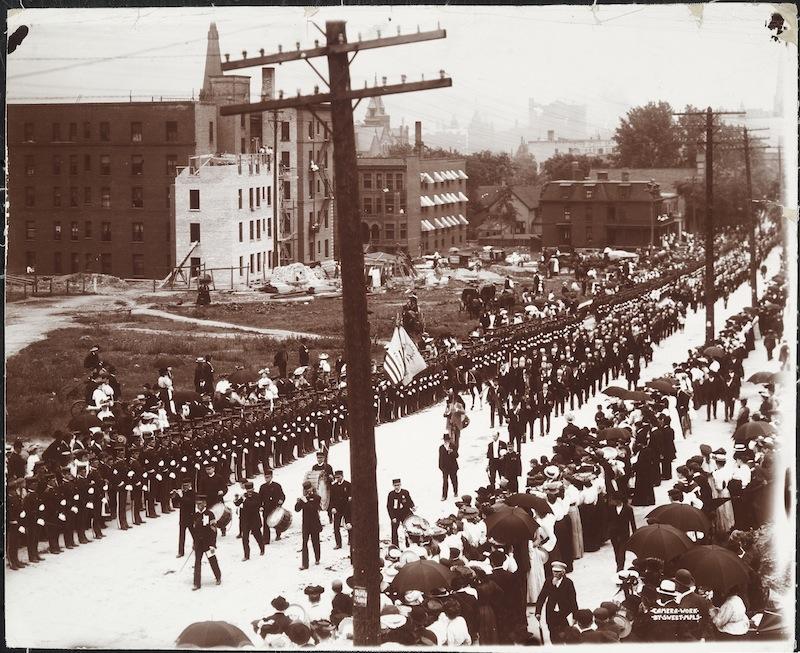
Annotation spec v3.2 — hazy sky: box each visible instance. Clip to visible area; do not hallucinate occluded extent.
[6,4,797,135]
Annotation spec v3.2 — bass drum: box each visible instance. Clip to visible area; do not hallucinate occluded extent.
[211,503,233,530]
[266,507,292,533]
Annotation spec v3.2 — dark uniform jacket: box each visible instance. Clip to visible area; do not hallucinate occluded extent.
[258,481,285,516]
[190,508,218,553]
[329,480,352,518]
[386,489,414,522]
[294,493,322,533]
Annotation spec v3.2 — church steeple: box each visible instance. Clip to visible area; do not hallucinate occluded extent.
[200,22,222,101]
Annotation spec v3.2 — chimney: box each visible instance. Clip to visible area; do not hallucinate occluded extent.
[570,161,581,181]
[547,129,555,142]
[261,67,275,101]
[414,121,423,153]
[620,170,630,182]
[597,171,609,181]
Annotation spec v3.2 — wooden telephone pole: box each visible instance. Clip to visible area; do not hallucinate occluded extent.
[673,107,745,343]
[219,21,451,646]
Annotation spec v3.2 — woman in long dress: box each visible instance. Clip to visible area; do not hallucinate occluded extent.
[577,473,601,552]
[528,505,557,604]
[631,439,660,507]
[562,476,584,559]
[475,574,502,645]
[710,455,735,535]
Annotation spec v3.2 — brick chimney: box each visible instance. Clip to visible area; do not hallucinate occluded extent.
[570,161,581,180]
[261,67,275,101]
[621,170,630,182]
[414,121,423,154]
[547,129,555,142]
[596,171,608,181]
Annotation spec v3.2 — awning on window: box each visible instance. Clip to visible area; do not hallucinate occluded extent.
[457,170,468,180]
[433,218,447,229]
[433,195,445,205]
[420,219,435,232]
[457,214,469,225]
[432,171,445,183]
[420,195,435,208]
[457,192,469,202]
[420,172,435,184]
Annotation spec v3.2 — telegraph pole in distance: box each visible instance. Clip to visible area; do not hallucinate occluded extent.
[218,22,451,646]
[743,127,758,306]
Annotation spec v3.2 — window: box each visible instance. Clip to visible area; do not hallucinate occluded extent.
[280,121,290,141]
[70,253,80,273]
[256,220,261,239]
[619,185,631,200]
[82,221,92,239]
[25,155,35,176]
[132,254,145,278]
[25,220,36,240]
[559,225,571,245]
[256,188,261,207]
[209,121,214,145]
[308,178,314,199]
[52,123,61,142]
[386,175,394,192]
[308,150,313,167]
[324,239,329,258]
[400,222,407,240]
[24,122,34,142]
[66,122,77,141]
[362,173,373,189]
[308,121,314,139]
[100,121,110,142]
[132,222,144,242]
[54,221,62,240]
[375,196,382,213]
[70,187,79,207]
[267,217,272,238]
[385,223,395,241]
[166,121,178,142]
[239,256,244,275]
[100,253,112,275]
[238,189,243,209]
[585,206,593,222]
[84,187,91,205]
[607,206,616,222]
[70,222,79,240]
[100,155,111,175]
[166,155,177,176]
[267,186,272,206]
[131,122,142,142]
[385,195,395,214]
[280,151,290,169]
[53,187,62,207]
[585,225,593,243]
[249,220,254,240]
[131,155,143,175]
[560,185,572,200]
[399,193,406,213]
[323,208,329,229]
[363,197,373,214]
[54,252,63,273]
[249,187,254,208]
[249,253,254,272]
[256,252,261,272]
[101,187,111,208]
[283,181,291,200]
[370,224,381,241]
[618,207,627,220]
[585,188,594,199]
[376,173,383,189]
[25,187,34,207]
[189,189,200,210]
[83,122,91,139]
[317,242,320,256]
[84,154,91,171]
[241,138,246,154]
[563,208,571,222]
[69,155,78,175]
[131,187,143,208]
[190,223,201,242]
[53,155,62,175]
[239,222,243,242]
[396,173,404,191]
[101,221,111,241]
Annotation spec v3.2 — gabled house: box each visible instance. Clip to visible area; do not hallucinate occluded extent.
[471,184,543,249]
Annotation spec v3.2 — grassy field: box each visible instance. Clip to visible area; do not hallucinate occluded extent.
[5,324,350,444]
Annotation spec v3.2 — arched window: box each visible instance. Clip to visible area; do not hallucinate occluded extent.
[370,224,381,242]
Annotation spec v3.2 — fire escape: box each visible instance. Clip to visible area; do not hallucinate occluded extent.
[308,134,334,261]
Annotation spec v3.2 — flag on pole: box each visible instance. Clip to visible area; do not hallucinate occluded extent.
[383,326,427,386]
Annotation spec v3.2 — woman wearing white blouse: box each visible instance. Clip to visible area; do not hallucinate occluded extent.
[562,477,584,559]
[711,587,750,638]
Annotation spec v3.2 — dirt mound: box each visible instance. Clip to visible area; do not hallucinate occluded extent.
[269,263,329,288]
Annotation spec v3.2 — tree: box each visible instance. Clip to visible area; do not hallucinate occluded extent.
[465,150,514,200]
[542,153,606,181]
[613,101,682,167]
[488,185,519,233]
[510,149,539,186]
[676,104,705,168]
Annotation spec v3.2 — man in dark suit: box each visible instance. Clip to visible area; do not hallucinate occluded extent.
[234,481,265,560]
[489,551,522,642]
[387,478,415,547]
[329,470,352,550]
[534,560,579,644]
[172,480,195,557]
[486,431,505,488]
[274,347,289,379]
[330,579,353,626]
[7,439,26,479]
[439,434,459,500]
[295,481,322,570]
[190,494,222,590]
[258,468,285,544]
[674,569,712,640]
[607,492,636,571]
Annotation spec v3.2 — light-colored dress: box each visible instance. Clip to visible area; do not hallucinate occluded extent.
[564,484,585,559]
[711,465,735,534]
[526,539,549,605]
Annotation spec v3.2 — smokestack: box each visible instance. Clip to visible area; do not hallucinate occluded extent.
[261,67,275,101]
[414,121,423,153]
[620,170,630,182]
[571,161,581,181]
[547,129,555,142]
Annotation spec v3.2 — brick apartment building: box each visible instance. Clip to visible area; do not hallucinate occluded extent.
[539,169,680,250]
[357,125,468,257]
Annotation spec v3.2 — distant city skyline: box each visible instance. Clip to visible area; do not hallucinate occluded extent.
[7,4,795,153]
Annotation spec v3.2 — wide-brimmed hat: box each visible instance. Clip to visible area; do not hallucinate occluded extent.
[271,596,290,611]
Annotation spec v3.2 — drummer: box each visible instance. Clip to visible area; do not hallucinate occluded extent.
[197,461,229,536]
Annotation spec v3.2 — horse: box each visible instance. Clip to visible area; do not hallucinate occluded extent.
[460,287,479,312]
[479,283,497,305]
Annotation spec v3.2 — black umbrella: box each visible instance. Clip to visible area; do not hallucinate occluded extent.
[603,386,630,399]
[703,345,727,360]
[733,421,776,443]
[674,545,750,595]
[67,412,103,433]
[505,493,552,515]
[645,379,677,395]
[390,560,454,593]
[173,390,202,404]
[747,371,775,384]
[176,621,252,648]
[625,523,694,562]
[646,503,711,533]
[598,427,632,442]
[485,505,539,543]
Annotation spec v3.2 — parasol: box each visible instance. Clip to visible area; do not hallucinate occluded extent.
[176,621,253,648]
[485,505,539,543]
[645,379,677,395]
[597,427,632,442]
[389,560,454,594]
[747,371,775,384]
[674,545,751,595]
[602,386,630,399]
[733,421,777,443]
[625,523,694,562]
[504,493,552,515]
[703,345,727,360]
[646,503,711,533]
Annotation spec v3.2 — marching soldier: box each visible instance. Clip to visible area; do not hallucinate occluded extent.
[6,478,27,569]
[85,455,106,539]
[173,479,196,558]
[295,481,323,570]
[190,494,222,590]
[259,468,285,544]
[329,470,352,551]
[128,448,145,526]
[112,447,131,530]
[234,481,265,560]
[22,478,45,563]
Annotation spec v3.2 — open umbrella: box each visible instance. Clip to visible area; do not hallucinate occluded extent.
[176,621,253,648]
[674,545,750,595]
[505,493,552,515]
[173,390,202,404]
[67,412,103,433]
[646,504,711,533]
[227,369,257,385]
[293,366,308,376]
[485,505,539,543]
[733,421,777,443]
[703,345,727,360]
[624,390,652,402]
[597,427,632,442]
[747,371,776,384]
[390,560,454,594]
[645,379,677,395]
[625,523,693,562]
[603,386,630,399]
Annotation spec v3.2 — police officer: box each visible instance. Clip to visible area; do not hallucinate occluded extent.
[234,481,265,560]
[386,478,415,547]
[190,494,222,590]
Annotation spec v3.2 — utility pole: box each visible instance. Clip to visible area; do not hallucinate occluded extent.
[673,107,745,343]
[219,22,451,646]
[743,127,757,306]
